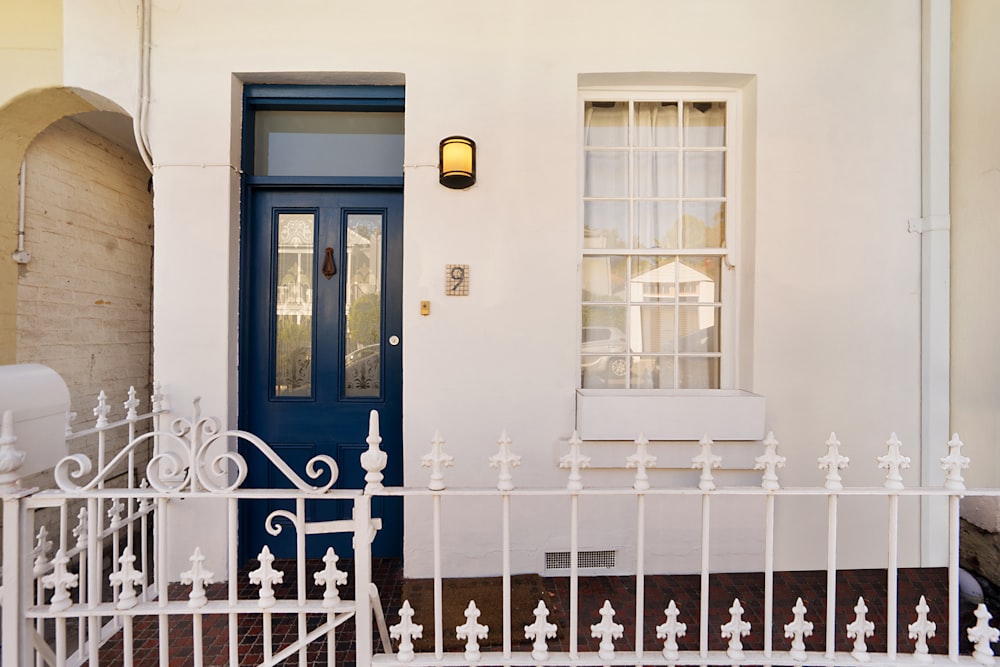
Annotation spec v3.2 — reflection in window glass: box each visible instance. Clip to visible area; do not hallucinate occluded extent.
[635,201,679,249]
[344,213,383,398]
[584,201,628,249]
[582,95,729,388]
[682,202,725,249]
[275,213,315,397]
[582,256,627,302]
[580,306,627,388]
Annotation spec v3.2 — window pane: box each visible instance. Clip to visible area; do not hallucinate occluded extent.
[683,102,726,147]
[581,306,627,389]
[584,101,628,147]
[679,256,722,302]
[275,213,315,397]
[678,357,720,389]
[629,305,675,353]
[678,306,720,353]
[635,201,679,249]
[255,111,403,177]
[683,151,725,197]
[582,256,627,302]
[631,255,679,303]
[631,356,673,389]
[344,213,383,398]
[584,201,628,249]
[635,102,679,147]
[582,305,626,331]
[682,201,725,249]
[635,151,679,198]
[585,151,627,197]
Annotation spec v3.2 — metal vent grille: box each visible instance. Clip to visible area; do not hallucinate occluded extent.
[544,550,616,570]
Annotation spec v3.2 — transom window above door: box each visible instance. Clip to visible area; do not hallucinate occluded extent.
[580,92,737,390]
[253,110,404,177]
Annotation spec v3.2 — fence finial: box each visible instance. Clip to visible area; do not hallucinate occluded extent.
[968,603,1000,665]
[846,596,875,662]
[0,409,26,493]
[314,547,348,607]
[692,435,721,491]
[32,526,52,575]
[784,597,813,661]
[524,600,557,660]
[656,600,687,661]
[249,545,284,609]
[590,600,623,661]
[124,386,140,422]
[361,410,387,492]
[941,434,970,492]
[421,431,453,491]
[560,430,591,492]
[41,549,78,613]
[908,595,936,662]
[489,431,521,492]
[151,382,165,414]
[878,433,911,490]
[64,411,77,437]
[721,598,751,660]
[390,600,423,662]
[626,433,656,492]
[818,432,849,491]
[93,390,111,429]
[109,546,144,610]
[180,547,215,609]
[755,431,786,491]
[456,601,489,661]
[72,507,88,548]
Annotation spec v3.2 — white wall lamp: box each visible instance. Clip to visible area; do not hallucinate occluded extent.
[439,136,476,189]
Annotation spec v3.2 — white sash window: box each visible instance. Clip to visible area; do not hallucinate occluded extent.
[581,92,738,391]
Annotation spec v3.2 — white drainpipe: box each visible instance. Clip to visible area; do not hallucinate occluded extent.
[913,0,951,566]
[12,159,30,264]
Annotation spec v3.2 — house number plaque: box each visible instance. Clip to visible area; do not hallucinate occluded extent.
[445,264,469,296]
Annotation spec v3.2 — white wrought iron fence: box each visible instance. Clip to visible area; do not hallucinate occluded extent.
[0,386,997,667]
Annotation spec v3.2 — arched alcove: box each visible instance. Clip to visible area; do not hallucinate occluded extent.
[0,86,154,489]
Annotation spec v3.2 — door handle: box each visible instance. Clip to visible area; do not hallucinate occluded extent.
[322,248,336,279]
[388,335,400,346]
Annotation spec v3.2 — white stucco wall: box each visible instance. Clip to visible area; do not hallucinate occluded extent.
[59,0,926,578]
[952,0,1000,490]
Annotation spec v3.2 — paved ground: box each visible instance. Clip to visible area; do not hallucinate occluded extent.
[94,560,970,666]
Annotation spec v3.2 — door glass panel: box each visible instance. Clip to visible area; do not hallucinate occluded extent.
[275,213,315,397]
[344,213,383,397]
[255,111,404,177]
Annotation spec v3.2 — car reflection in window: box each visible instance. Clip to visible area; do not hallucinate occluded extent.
[581,326,626,388]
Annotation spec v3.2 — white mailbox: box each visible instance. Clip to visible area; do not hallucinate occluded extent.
[0,364,70,479]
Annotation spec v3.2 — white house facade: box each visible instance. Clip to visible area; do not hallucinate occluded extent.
[4,0,995,585]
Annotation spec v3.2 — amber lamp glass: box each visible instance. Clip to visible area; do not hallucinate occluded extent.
[439,136,476,189]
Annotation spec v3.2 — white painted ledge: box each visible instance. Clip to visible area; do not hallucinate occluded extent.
[575,389,766,441]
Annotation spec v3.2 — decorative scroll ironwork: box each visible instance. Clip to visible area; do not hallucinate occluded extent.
[54,398,338,494]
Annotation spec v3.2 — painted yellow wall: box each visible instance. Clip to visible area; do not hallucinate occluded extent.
[0,0,63,364]
[951,0,1000,486]
[0,0,62,106]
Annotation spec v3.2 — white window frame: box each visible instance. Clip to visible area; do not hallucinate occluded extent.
[576,85,764,441]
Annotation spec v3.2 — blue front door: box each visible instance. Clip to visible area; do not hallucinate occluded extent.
[239,188,403,560]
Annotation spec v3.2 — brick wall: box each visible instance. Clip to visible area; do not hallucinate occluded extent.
[15,115,153,485]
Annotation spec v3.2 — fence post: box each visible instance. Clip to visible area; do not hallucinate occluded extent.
[355,494,373,667]
[1,409,32,666]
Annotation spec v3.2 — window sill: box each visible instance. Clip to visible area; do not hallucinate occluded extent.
[575,389,766,441]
